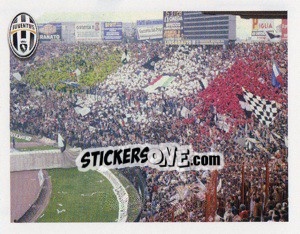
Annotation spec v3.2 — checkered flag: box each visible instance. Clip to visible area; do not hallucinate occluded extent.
[241,87,280,126]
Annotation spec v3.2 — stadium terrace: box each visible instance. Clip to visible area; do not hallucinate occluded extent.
[10,40,288,222]
[10,12,288,223]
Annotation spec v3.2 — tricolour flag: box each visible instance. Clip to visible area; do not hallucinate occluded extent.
[144,75,175,93]
[271,62,283,88]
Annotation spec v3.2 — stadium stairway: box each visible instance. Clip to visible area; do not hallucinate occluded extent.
[10,148,81,172]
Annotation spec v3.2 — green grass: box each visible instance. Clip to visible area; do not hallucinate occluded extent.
[18,145,58,152]
[112,170,142,222]
[37,168,119,222]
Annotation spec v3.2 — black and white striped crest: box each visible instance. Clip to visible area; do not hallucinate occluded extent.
[8,13,38,58]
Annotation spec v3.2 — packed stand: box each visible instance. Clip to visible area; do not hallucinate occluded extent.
[10,40,288,222]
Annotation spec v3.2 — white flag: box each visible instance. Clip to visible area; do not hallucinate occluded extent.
[58,134,64,148]
[217,179,222,192]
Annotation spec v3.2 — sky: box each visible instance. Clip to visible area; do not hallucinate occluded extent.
[2,0,283,40]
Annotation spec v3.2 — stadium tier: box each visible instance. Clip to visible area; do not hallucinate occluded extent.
[10,12,288,222]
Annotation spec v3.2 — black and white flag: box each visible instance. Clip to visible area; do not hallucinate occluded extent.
[237,94,252,118]
[241,87,280,127]
[121,49,130,64]
[142,55,162,70]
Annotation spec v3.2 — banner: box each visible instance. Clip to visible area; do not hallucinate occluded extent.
[38,23,62,42]
[163,11,184,45]
[137,20,163,40]
[103,22,122,41]
[75,22,101,42]
[281,19,287,41]
[10,132,32,141]
[251,19,274,41]
[144,75,175,93]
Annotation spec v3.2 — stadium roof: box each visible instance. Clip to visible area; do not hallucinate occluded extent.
[202,11,287,19]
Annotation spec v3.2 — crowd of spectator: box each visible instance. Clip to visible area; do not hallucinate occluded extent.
[10,39,288,222]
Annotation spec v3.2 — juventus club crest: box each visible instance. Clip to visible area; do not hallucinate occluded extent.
[8,13,39,58]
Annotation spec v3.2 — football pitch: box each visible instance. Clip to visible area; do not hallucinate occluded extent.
[37,167,141,222]
[37,168,119,222]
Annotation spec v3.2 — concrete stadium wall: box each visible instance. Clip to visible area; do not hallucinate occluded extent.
[10,149,80,172]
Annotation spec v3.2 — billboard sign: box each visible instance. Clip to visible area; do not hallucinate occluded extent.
[136,20,163,40]
[163,11,184,45]
[103,22,122,41]
[38,23,62,42]
[251,19,274,41]
[75,22,101,42]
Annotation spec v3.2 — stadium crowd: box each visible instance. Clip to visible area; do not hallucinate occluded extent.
[10,39,288,222]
